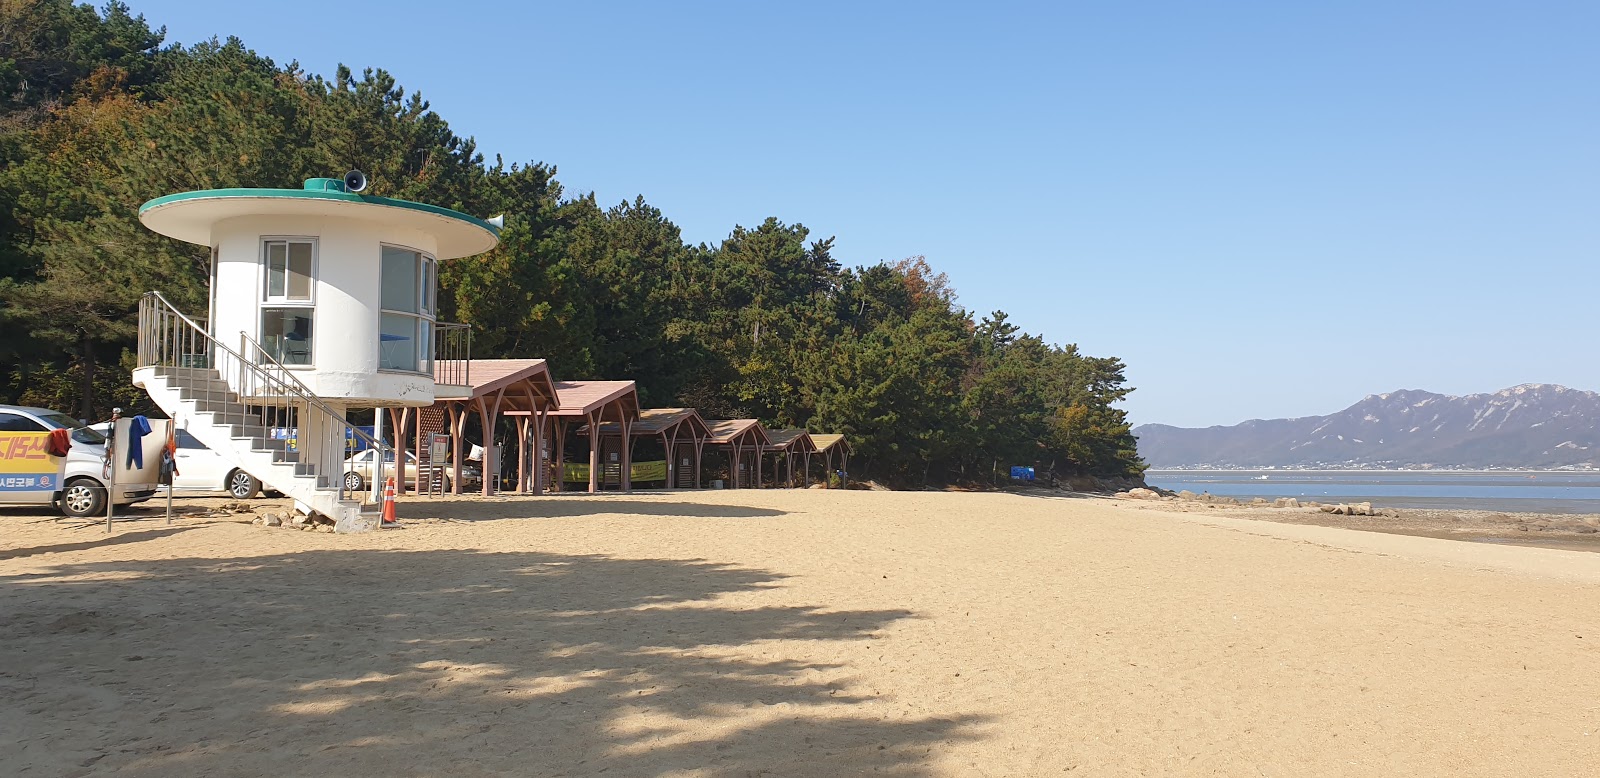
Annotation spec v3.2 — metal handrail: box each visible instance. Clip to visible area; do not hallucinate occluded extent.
[137,291,388,505]
[235,332,385,453]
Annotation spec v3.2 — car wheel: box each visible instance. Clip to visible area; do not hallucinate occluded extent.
[60,478,106,518]
[228,470,261,500]
[344,471,364,492]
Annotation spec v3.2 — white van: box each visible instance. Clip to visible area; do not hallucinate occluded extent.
[0,405,159,517]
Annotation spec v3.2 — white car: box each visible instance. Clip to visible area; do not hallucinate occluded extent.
[1,405,159,518]
[90,423,266,500]
[170,428,267,499]
[343,448,472,492]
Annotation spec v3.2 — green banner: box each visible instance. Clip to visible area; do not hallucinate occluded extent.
[560,461,668,483]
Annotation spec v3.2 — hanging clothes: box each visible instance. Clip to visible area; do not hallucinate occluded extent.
[125,415,152,469]
[159,425,179,485]
[46,428,71,458]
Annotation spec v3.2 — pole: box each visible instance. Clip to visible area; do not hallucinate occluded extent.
[371,406,384,503]
[106,407,121,532]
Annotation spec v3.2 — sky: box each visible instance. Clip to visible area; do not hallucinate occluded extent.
[125,1,1599,428]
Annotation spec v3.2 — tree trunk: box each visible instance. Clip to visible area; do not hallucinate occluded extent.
[78,336,96,422]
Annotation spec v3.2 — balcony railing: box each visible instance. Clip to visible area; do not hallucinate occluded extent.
[434,321,471,388]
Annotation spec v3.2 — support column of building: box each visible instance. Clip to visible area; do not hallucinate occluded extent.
[476,389,506,497]
[535,407,548,494]
[587,411,600,494]
[619,403,633,493]
[387,407,411,495]
[413,408,425,493]
[516,415,530,494]
[555,418,569,493]
[694,438,704,489]
[755,436,763,489]
[448,403,466,495]
[661,431,672,490]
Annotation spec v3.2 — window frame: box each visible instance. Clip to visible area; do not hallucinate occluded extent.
[259,236,318,368]
[261,237,318,305]
[376,243,438,375]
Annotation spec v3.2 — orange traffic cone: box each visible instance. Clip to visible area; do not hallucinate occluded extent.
[380,477,398,527]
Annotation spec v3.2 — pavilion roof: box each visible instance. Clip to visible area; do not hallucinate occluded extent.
[763,428,817,453]
[584,407,711,438]
[432,359,557,409]
[809,433,850,454]
[705,419,771,447]
[548,379,639,419]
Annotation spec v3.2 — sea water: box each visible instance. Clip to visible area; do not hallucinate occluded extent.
[1142,470,1600,514]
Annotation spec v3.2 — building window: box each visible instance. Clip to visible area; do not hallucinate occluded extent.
[264,240,314,302]
[261,308,314,365]
[260,238,315,366]
[379,245,436,373]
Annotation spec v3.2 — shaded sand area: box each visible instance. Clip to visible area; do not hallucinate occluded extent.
[3,491,1598,776]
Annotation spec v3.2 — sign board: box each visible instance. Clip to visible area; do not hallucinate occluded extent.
[429,433,450,463]
[1009,466,1035,481]
[0,432,66,494]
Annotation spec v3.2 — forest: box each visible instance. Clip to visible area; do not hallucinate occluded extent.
[0,1,1144,486]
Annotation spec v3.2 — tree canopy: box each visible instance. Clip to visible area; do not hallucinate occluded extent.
[0,1,1144,486]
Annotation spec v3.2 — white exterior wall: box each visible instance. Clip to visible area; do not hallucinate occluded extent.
[209,214,440,406]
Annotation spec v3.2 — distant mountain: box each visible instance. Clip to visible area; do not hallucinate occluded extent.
[1134,384,1600,469]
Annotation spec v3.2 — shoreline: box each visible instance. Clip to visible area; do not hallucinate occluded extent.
[1106,488,1600,553]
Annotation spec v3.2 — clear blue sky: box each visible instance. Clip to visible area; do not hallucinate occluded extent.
[128,1,1599,428]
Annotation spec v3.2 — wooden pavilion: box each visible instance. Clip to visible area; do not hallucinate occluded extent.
[762,429,818,488]
[585,408,712,489]
[809,433,851,488]
[541,380,640,493]
[394,359,559,496]
[705,419,772,489]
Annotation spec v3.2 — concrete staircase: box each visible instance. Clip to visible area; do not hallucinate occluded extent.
[132,365,376,529]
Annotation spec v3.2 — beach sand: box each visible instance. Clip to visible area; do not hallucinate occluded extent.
[2,489,1598,776]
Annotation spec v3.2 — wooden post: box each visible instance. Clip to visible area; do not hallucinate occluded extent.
[694,438,704,489]
[516,415,529,494]
[413,406,425,494]
[449,403,465,495]
[553,417,567,493]
[661,431,672,490]
[619,403,633,493]
[587,410,599,494]
[535,407,548,494]
[755,437,763,489]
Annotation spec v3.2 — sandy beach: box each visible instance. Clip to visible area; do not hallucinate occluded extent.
[3,489,1598,777]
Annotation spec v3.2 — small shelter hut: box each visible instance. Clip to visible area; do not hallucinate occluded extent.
[763,429,817,488]
[405,359,558,496]
[546,380,640,493]
[586,408,712,489]
[705,419,772,489]
[809,433,851,488]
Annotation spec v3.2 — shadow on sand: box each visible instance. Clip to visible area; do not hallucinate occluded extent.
[0,546,983,776]
[0,525,198,561]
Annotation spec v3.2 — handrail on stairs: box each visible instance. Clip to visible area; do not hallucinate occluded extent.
[137,290,390,508]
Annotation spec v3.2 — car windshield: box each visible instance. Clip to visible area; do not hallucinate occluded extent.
[36,411,106,445]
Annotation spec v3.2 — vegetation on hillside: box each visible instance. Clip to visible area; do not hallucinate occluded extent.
[0,1,1144,485]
